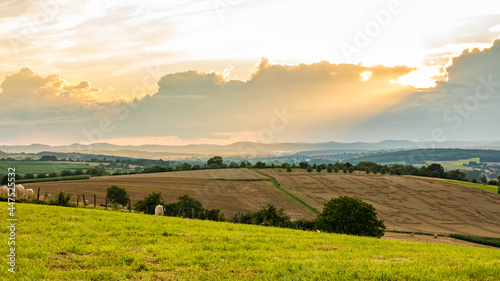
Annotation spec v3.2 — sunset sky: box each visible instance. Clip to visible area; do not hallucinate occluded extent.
[1,0,500,146]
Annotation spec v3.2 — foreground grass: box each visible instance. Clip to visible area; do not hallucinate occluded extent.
[1,203,500,280]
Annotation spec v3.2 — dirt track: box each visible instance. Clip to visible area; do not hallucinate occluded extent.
[263,169,500,237]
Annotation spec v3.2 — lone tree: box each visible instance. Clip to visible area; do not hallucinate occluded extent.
[134,192,164,214]
[106,185,130,206]
[317,196,386,238]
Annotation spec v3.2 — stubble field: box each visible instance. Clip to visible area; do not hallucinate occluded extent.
[263,169,500,237]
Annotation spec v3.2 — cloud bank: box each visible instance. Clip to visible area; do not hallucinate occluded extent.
[1,39,500,145]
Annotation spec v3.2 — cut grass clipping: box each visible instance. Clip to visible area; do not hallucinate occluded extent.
[2,203,500,280]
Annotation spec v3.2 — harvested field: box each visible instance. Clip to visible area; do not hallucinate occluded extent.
[23,169,313,220]
[262,169,500,237]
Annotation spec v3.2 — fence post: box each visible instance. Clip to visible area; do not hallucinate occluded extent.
[94,195,96,208]
[43,193,47,202]
[105,197,108,210]
[82,194,86,206]
[37,188,40,201]
[191,208,195,219]
[128,199,131,212]
[76,195,80,206]
[237,211,240,223]
[263,216,267,225]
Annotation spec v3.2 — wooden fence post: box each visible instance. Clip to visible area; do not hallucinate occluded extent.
[105,197,108,209]
[263,216,267,225]
[94,195,96,208]
[43,193,48,202]
[128,199,131,212]
[37,188,40,201]
[76,195,80,206]
[191,208,195,219]
[237,211,240,223]
[82,194,86,206]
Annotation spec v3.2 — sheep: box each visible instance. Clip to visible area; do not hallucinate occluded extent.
[15,184,25,198]
[0,186,8,197]
[25,189,34,199]
[155,205,165,216]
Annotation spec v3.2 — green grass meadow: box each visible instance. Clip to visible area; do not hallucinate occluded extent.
[0,161,91,176]
[1,203,499,280]
[432,178,499,193]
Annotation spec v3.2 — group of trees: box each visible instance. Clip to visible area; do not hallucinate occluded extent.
[133,192,225,221]
[131,189,386,238]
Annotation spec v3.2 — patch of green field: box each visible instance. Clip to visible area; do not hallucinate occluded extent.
[2,203,500,280]
[17,175,91,184]
[431,178,498,193]
[0,161,91,176]
[425,158,480,171]
[449,234,500,248]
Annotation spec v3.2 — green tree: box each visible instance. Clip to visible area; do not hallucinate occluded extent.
[36,173,47,179]
[176,195,203,218]
[480,175,488,184]
[181,163,192,171]
[365,168,371,174]
[255,161,266,169]
[229,162,239,168]
[307,166,313,173]
[316,166,322,173]
[207,156,223,167]
[334,167,339,173]
[286,166,292,172]
[134,192,164,214]
[48,172,59,178]
[74,169,84,175]
[327,167,333,173]
[380,168,387,175]
[348,166,354,173]
[1,174,22,185]
[317,196,385,238]
[106,185,130,206]
[24,173,35,179]
[60,170,73,177]
[252,204,290,226]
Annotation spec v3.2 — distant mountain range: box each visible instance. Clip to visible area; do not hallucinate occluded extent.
[1,140,499,159]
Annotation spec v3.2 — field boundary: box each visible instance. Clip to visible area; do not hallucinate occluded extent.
[253,170,320,215]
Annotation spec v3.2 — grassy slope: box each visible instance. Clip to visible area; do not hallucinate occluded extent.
[424,177,499,193]
[1,203,500,280]
[0,161,90,176]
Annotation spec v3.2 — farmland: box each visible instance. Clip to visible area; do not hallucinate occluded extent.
[263,169,500,237]
[0,161,91,176]
[2,203,500,280]
[23,169,314,220]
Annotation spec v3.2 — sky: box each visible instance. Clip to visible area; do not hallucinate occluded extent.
[1,0,500,146]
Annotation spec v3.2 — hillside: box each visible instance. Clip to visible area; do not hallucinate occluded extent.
[24,168,500,238]
[263,169,500,237]
[1,203,499,280]
[23,169,315,220]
